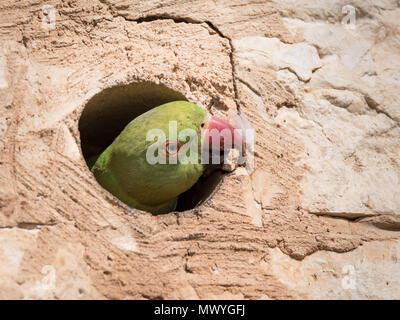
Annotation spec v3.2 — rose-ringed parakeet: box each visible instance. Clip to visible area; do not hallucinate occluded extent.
[90,101,241,215]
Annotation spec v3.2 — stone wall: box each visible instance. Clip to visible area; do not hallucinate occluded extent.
[0,0,399,299]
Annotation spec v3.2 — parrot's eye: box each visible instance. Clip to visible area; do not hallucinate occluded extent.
[164,141,180,156]
[201,122,205,128]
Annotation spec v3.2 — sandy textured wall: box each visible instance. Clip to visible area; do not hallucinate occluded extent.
[0,0,399,299]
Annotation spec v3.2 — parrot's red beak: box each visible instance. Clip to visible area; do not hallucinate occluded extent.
[204,116,244,153]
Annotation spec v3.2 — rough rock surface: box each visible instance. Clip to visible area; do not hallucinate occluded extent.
[0,0,399,299]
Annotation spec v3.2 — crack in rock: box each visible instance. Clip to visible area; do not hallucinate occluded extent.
[0,222,58,230]
[97,2,241,112]
[307,210,376,220]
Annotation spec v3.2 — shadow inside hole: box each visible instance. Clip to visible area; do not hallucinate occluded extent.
[79,81,224,213]
[176,170,224,212]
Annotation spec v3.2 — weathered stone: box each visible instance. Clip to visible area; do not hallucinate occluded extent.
[0,0,399,300]
[233,37,321,81]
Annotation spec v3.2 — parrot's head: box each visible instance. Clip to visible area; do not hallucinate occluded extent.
[106,101,243,213]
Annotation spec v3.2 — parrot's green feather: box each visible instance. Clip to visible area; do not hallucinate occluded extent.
[91,101,205,214]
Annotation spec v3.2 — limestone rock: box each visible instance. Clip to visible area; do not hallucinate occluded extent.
[233,37,321,81]
[0,0,399,300]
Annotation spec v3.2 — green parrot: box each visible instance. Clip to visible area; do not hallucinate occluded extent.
[90,101,241,215]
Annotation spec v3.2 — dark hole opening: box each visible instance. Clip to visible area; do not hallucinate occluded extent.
[79,81,224,213]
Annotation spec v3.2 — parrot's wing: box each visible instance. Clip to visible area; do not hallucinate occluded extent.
[91,147,178,214]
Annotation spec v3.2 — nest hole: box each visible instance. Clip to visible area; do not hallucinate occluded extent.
[79,82,223,213]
